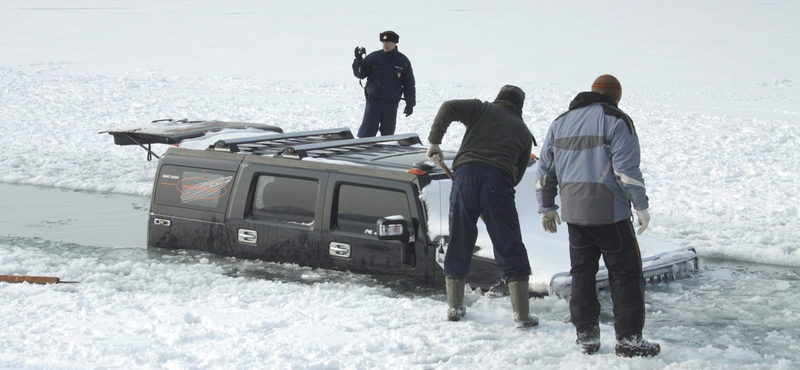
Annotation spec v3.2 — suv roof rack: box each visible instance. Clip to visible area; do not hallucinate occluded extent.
[207,128,424,161]
[275,134,423,159]
[209,127,354,154]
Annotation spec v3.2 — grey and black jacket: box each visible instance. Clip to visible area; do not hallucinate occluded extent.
[536,92,648,225]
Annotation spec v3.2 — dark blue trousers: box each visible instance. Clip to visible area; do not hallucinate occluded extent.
[567,220,646,340]
[357,98,399,138]
[444,164,531,281]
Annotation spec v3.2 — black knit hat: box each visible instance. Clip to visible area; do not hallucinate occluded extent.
[495,85,526,109]
[380,31,399,43]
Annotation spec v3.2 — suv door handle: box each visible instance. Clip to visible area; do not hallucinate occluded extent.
[153,218,171,227]
[329,242,351,259]
[238,229,257,244]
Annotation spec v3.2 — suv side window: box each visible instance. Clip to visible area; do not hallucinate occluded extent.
[154,165,235,213]
[335,184,411,234]
[252,175,318,225]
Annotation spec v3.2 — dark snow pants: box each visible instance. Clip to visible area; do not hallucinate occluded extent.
[357,98,399,138]
[567,220,646,340]
[443,164,531,281]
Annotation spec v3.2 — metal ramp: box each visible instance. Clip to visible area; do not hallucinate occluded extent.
[102,119,284,160]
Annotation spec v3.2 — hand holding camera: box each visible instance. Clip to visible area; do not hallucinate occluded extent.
[354,46,366,61]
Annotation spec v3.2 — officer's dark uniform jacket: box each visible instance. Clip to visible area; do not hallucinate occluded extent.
[352,48,416,107]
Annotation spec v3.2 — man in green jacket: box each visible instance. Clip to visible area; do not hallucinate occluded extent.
[426,85,537,328]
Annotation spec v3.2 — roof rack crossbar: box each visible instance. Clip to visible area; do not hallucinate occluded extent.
[276,134,422,159]
[210,127,354,152]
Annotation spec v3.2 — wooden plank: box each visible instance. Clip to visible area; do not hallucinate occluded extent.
[0,275,61,284]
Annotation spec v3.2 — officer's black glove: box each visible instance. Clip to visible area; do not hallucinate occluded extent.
[403,105,413,117]
[354,46,365,61]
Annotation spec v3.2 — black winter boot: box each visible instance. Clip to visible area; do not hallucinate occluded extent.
[615,334,661,357]
[576,325,600,354]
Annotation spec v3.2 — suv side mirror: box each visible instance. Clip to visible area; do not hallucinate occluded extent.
[377,216,415,267]
[377,216,407,240]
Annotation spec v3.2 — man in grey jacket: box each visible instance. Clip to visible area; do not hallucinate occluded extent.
[427,85,537,329]
[535,74,660,357]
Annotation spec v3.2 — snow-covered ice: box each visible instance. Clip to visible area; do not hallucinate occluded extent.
[1,1,798,369]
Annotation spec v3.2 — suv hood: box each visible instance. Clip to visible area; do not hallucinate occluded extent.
[420,162,697,297]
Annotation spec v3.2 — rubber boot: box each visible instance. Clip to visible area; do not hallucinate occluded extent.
[445,277,466,321]
[508,280,539,328]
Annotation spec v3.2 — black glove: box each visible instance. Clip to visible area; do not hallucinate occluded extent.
[354,46,366,61]
[403,105,413,117]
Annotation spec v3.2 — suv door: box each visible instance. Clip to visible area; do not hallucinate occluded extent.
[148,154,239,256]
[226,164,326,266]
[322,173,434,283]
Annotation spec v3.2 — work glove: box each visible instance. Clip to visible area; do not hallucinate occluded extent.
[354,46,366,61]
[540,210,561,233]
[426,143,443,165]
[636,209,650,235]
[404,105,413,117]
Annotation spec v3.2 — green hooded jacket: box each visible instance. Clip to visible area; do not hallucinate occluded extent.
[427,99,533,186]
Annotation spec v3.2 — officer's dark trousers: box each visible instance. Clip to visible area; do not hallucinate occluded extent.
[357,98,399,138]
[567,220,646,340]
[444,164,531,281]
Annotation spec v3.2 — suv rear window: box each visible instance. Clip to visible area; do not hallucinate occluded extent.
[252,175,318,225]
[153,165,235,212]
[335,184,411,234]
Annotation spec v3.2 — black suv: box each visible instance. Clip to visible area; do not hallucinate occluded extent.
[106,120,698,297]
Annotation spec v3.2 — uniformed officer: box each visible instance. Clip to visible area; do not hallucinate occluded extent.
[352,31,416,138]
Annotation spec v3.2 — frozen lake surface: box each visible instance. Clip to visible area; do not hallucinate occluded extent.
[1,183,798,369]
[1,0,799,368]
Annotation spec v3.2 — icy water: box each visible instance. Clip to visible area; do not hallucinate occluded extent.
[1,183,798,365]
